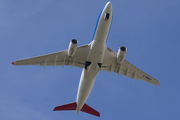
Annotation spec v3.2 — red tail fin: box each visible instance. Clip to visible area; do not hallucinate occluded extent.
[81,103,100,117]
[53,102,100,117]
[53,102,76,111]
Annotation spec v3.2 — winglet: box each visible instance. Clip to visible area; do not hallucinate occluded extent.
[12,62,15,65]
[158,82,160,86]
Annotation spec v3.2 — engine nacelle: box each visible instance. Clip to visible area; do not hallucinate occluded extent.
[68,39,78,57]
[117,46,127,64]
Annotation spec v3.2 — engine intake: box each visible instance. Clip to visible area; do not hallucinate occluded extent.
[68,39,78,57]
[117,46,127,64]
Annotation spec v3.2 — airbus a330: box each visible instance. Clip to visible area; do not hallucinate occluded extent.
[12,2,159,117]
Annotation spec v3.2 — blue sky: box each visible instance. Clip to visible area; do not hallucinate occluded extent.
[1,0,180,119]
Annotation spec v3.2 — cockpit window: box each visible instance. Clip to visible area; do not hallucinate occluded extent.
[104,13,110,21]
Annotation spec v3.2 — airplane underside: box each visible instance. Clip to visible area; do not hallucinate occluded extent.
[12,1,159,117]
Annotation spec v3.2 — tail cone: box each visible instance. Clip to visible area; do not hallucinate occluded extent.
[76,109,80,114]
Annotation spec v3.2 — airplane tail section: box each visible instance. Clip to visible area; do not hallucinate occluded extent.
[80,103,100,117]
[53,102,100,117]
[53,102,76,111]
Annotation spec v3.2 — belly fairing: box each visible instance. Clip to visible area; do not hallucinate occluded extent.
[87,40,105,63]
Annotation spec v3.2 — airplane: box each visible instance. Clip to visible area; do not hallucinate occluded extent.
[12,1,160,117]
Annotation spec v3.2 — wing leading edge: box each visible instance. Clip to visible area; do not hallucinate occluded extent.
[101,47,160,86]
[13,44,90,68]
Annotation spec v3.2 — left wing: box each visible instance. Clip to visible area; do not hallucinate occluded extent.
[13,44,90,68]
[101,47,160,86]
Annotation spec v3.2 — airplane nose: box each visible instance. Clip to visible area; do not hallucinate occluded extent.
[107,1,111,5]
[105,1,112,12]
[107,1,112,7]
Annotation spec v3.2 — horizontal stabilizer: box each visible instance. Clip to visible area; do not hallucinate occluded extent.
[81,103,100,117]
[53,102,76,111]
[53,102,100,117]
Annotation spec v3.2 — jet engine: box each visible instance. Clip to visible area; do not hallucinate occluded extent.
[68,39,78,57]
[117,46,127,64]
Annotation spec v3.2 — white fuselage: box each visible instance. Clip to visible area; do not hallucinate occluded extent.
[76,2,112,113]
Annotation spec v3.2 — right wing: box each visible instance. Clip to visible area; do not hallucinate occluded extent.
[101,47,160,86]
[13,44,90,68]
